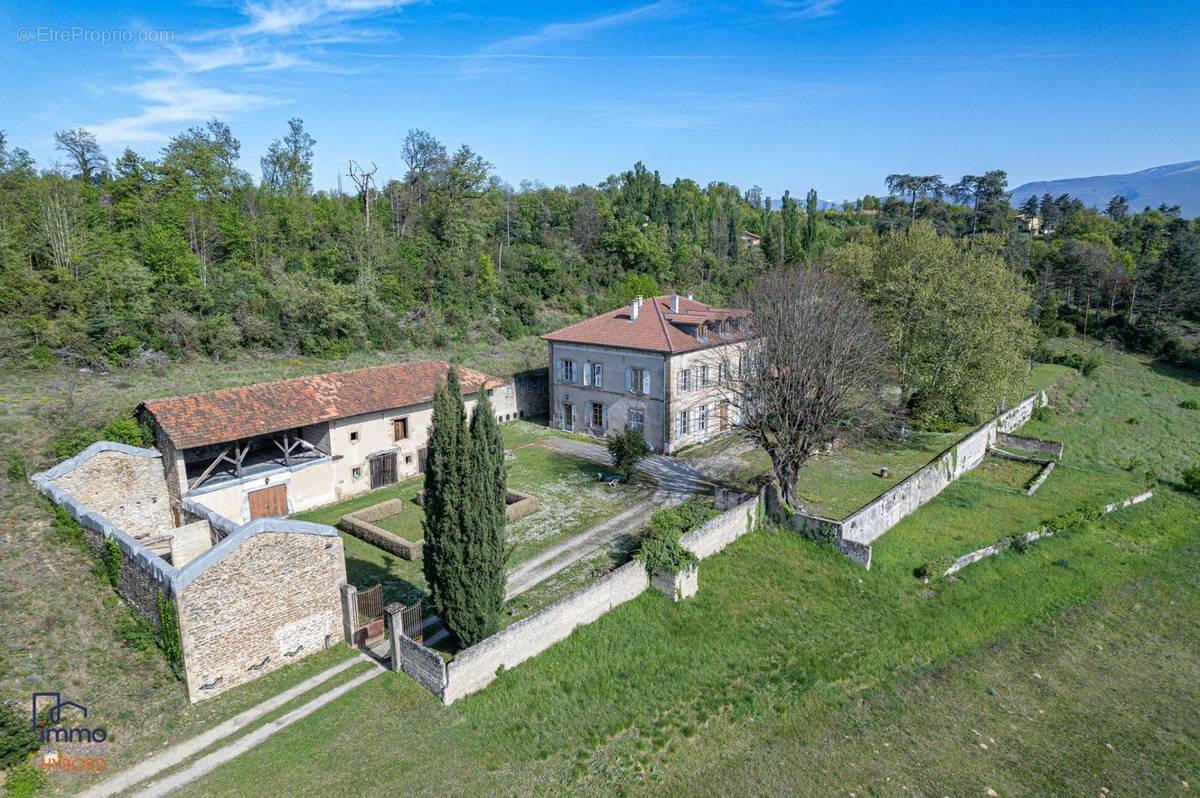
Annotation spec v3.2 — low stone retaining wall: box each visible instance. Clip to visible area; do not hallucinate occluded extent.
[766,391,1049,569]
[392,494,760,704]
[338,499,423,560]
[996,432,1064,459]
[505,489,539,522]
[680,494,761,559]
[987,447,1058,496]
[943,491,1153,576]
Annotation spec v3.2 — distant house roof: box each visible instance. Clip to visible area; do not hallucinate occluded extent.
[140,360,502,450]
[542,295,750,354]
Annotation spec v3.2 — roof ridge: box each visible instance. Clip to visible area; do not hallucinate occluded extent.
[142,358,450,407]
[653,294,677,353]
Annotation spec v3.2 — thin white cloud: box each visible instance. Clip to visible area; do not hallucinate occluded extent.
[88,0,412,144]
[478,2,679,55]
[766,0,845,20]
[90,79,277,143]
[239,0,420,36]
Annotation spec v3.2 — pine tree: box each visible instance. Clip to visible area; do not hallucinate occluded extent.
[421,369,509,648]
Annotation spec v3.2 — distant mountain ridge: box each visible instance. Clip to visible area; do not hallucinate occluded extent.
[1010,161,1200,217]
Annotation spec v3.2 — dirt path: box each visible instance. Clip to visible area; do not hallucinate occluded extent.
[131,662,386,798]
[79,653,372,798]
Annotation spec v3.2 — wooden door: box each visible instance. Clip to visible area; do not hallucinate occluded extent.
[370,452,398,489]
[417,447,428,474]
[248,484,288,519]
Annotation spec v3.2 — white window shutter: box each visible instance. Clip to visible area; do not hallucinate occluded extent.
[595,363,603,387]
[625,367,632,392]
[601,404,608,427]
[555,359,563,381]
[644,370,650,395]
[583,363,590,386]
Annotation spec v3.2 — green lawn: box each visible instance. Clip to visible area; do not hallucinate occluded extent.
[173,342,1200,797]
[294,420,654,610]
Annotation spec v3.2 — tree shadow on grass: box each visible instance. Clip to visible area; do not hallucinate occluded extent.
[344,554,426,607]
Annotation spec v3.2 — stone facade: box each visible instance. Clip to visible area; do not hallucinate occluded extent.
[651,564,698,601]
[995,432,1065,459]
[176,531,346,702]
[547,339,752,454]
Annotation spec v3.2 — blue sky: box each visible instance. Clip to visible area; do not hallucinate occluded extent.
[2,0,1197,200]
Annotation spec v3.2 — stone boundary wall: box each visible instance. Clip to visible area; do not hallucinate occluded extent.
[338,499,423,560]
[441,561,649,703]
[767,392,1048,569]
[1024,461,1056,496]
[680,494,761,560]
[387,604,448,698]
[944,491,1153,576]
[391,496,761,704]
[996,432,1064,459]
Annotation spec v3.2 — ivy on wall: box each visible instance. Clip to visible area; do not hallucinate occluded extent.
[101,538,122,589]
[156,590,184,679]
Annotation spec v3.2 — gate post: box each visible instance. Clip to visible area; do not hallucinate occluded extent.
[339,582,359,645]
[385,602,403,672]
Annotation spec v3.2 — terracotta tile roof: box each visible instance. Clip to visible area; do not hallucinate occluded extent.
[542,295,750,354]
[141,360,502,450]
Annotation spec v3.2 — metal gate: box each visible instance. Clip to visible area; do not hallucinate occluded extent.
[370,452,397,489]
[354,584,385,645]
[399,600,423,645]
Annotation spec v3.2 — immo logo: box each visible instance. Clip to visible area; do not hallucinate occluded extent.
[31,692,109,772]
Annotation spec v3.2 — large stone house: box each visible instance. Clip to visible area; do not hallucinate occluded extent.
[542,294,753,454]
[138,360,522,525]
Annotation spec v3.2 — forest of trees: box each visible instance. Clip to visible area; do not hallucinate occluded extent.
[0,119,1197,378]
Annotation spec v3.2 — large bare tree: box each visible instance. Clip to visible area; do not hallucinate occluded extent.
[727,267,892,509]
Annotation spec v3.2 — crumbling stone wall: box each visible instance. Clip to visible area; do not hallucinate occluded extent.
[47,449,173,541]
[512,369,549,419]
[176,531,346,702]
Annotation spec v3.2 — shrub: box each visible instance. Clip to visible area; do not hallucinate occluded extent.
[51,411,153,459]
[48,503,85,548]
[104,334,141,365]
[0,702,38,771]
[1181,399,1200,411]
[114,609,157,655]
[637,526,697,574]
[5,452,25,481]
[1007,533,1030,554]
[606,426,648,483]
[637,500,712,574]
[1183,465,1200,495]
[1042,502,1106,533]
[915,553,956,581]
[3,762,45,798]
[1031,405,1053,423]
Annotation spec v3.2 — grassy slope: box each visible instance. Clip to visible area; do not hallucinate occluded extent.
[174,342,1200,797]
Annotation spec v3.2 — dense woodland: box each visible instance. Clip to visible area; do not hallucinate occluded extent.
[1,119,1197,401]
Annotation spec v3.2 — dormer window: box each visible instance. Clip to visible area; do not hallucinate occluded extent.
[697,323,708,340]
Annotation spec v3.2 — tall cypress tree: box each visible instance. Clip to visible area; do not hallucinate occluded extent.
[458,388,508,644]
[422,368,468,639]
[422,369,508,648]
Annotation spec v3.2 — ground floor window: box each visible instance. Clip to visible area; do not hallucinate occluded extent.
[628,408,645,433]
[591,402,605,428]
[563,402,576,431]
[675,410,688,438]
[696,404,709,435]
